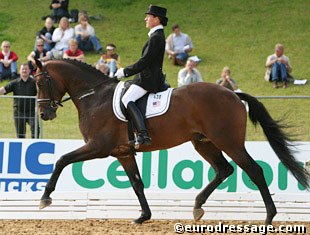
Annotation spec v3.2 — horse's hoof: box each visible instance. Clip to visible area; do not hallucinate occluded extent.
[193,208,204,221]
[39,197,52,209]
[131,214,151,224]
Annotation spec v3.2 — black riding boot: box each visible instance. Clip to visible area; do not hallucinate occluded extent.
[127,101,151,147]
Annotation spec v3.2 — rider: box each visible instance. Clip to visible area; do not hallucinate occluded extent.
[115,5,168,147]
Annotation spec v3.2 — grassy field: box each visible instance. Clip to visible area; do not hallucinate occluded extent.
[0,0,309,140]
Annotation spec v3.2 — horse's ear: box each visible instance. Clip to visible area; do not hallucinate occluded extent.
[35,59,43,70]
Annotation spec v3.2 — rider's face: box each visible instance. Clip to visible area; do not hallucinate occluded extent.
[145,14,159,29]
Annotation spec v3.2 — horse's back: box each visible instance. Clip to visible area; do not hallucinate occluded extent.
[169,82,247,145]
[172,82,245,114]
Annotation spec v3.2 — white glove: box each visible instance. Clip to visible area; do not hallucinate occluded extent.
[115,68,125,79]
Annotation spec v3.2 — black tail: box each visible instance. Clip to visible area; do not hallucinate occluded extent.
[236,92,310,189]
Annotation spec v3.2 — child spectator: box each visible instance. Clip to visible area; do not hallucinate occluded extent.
[0,41,18,80]
[98,43,120,77]
[63,39,85,61]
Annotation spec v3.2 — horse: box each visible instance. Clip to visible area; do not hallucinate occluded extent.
[34,59,309,225]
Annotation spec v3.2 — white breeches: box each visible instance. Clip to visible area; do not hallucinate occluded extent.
[121,84,148,108]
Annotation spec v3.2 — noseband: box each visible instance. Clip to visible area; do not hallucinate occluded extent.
[35,71,64,109]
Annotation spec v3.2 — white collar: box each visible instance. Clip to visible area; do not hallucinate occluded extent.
[148,25,163,37]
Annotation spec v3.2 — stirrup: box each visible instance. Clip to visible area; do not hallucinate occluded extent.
[134,132,151,149]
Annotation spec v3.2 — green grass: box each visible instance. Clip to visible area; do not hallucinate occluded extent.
[0,0,309,140]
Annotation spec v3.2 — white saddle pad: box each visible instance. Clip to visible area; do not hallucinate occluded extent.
[112,81,174,122]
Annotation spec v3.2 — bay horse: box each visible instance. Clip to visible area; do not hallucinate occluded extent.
[34,59,309,224]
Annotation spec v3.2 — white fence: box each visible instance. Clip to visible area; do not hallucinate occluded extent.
[0,191,309,221]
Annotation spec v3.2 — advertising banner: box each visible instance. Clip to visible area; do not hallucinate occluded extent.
[0,139,309,194]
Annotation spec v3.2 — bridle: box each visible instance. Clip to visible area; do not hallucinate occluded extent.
[35,71,64,109]
[35,68,118,109]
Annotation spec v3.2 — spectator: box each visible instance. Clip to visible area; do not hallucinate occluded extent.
[178,59,203,87]
[51,17,74,59]
[36,17,55,51]
[98,43,121,77]
[165,24,193,66]
[265,43,292,89]
[49,0,70,23]
[27,39,51,75]
[216,66,238,91]
[0,63,39,138]
[95,61,110,76]
[0,41,18,81]
[75,13,103,54]
[63,38,85,61]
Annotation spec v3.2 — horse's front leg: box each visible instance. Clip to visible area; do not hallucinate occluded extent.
[39,141,110,209]
[118,155,151,224]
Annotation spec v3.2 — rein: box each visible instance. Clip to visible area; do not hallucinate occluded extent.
[35,70,117,108]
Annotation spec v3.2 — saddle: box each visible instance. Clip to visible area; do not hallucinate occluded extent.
[118,80,171,145]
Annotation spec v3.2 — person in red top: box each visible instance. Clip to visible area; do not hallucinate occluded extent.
[63,38,84,61]
[0,41,18,80]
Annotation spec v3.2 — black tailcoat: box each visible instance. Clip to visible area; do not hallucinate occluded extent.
[124,29,166,93]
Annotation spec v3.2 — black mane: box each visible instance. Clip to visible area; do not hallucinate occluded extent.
[61,59,111,80]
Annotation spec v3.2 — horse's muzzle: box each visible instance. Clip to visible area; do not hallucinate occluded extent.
[40,110,57,121]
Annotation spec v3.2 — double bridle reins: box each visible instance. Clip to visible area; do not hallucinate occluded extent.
[34,69,117,109]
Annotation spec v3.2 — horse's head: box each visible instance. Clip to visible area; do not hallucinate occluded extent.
[35,59,64,121]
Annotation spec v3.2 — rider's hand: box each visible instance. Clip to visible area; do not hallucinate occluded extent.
[115,68,125,79]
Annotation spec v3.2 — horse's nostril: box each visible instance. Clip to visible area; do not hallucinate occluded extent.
[40,112,45,119]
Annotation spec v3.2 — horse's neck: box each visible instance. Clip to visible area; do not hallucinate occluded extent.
[69,79,117,107]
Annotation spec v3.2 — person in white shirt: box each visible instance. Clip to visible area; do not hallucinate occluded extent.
[178,59,203,87]
[165,24,193,66]
[75,13,103,54]
[51,17,74,59]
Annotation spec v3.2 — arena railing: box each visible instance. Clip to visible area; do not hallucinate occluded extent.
[0,95,309,140]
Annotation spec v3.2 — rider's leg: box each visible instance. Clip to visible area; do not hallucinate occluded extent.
[121,84,151,146]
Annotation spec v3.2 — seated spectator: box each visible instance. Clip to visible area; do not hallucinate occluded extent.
[98,44,121,77]
[0,63,39,138]
[75,13,103,54]
[166,24,193,66]
[178,59,203,87]
[0,41,18,80]
[96,61,110,76]
[265,43,292,89]
[27,39,51,75]
[216,66,239,91]
[49,0,70,23]
[36,17,55,51]
[51,17,74,59]
[63,39,85,61]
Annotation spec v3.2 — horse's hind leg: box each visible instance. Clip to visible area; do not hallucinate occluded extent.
[118,155,151,224]
[191,139,234,221]
[229,148,277,225]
